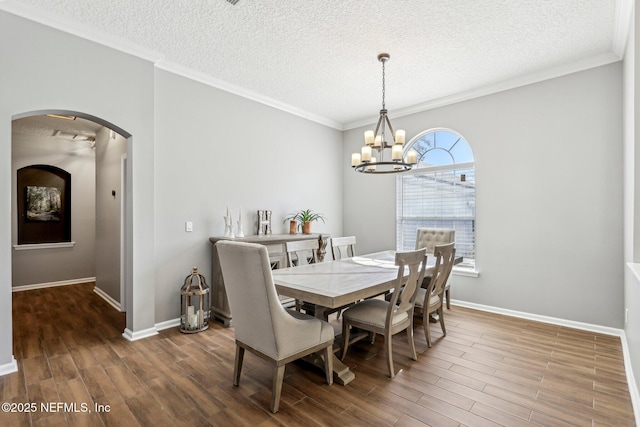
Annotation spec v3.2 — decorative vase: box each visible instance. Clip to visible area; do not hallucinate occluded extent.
[289,220,297,234]
[302,221,311,234]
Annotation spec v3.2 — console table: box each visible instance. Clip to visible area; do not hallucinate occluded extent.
[209,234,329,326]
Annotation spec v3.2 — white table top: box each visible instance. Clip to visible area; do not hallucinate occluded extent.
[272,250,439,309]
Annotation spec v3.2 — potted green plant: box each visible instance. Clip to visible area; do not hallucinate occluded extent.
[283,209,326,234]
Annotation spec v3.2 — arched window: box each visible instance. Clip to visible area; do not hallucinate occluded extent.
[396,128,476,270]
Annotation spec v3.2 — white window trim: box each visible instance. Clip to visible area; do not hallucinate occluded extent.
[13,242,76,251]
[403,161,475,175]
[398,129,477,272]
[453,265,480,278]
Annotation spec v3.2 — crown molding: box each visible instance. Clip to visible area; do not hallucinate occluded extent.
[155,60,343,130]
[1,0,630,134]
[613,0,634,58]
[0,1,343,130]
[344,52,622,131]
[0,0,163,63]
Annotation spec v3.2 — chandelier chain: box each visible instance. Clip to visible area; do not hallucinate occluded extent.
[381,59,386,110]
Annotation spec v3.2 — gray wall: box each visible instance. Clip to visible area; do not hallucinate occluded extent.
[0,7,343,369]
[95,127,127,303]
[624,1,640,399]
[344,62,624,328]
[0,9,157,368]
[11,131,96,286]
[153,69,343,323]
[0,2,633,381]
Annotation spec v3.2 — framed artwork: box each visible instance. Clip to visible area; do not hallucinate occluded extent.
[17,165,71,244]
[26,186,62,222]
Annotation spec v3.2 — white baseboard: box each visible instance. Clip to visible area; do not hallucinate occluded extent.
[0,356,18,376]
[451,299,623,336]
[156,310,214,332]
[155,318,180,331]
[451,299,638,424]
[620,330,640,425]
[12,277,96,292]
[122,327,158,342]
[93,286,122,312]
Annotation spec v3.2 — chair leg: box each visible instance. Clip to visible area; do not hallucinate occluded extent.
[323,345,333,385]
[424,312,432,348]
[439,307,446,336]
[407,323,417,361]
[233,345,244,386]
[385,334,395,379]
[341,320,351,360]
[445,287,451,309]
[271,364,286,413]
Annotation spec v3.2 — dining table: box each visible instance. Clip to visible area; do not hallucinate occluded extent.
[271,250,461,385]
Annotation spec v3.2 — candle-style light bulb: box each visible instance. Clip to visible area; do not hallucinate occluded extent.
[392,144,403,161]
[361,146,372,162]
[373,135,382,148]
[364,130,375,146]
[407,150,418,165]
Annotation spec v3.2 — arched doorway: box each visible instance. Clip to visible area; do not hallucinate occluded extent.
[11,110,132,329]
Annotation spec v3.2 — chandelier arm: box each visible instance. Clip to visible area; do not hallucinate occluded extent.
[354,161,412,174]
[373,112,385,139]
[384,115,395,147]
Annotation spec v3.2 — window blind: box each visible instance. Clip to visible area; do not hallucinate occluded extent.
[396,166,476,267]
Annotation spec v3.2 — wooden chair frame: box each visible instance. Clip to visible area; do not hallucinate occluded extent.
[330,236,356,260]
[341,249,427,378]
[414,242,456,347]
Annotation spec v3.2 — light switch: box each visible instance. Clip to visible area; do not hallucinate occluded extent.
[185,221,193,232]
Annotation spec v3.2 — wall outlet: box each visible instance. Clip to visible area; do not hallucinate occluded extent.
[185,221,193,232]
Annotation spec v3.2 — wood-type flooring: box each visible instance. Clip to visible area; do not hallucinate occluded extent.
[0,282,635,426]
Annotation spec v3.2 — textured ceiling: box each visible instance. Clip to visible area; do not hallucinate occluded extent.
[6,0,631,130]
[12,115,101,139]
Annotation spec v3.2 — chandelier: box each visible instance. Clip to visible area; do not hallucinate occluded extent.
[352,53,418,174]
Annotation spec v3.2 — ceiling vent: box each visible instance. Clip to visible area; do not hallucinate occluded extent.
[226,0,240,5]
[52,130,96,142]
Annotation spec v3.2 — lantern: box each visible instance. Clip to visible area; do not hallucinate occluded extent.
[180,267,210,333]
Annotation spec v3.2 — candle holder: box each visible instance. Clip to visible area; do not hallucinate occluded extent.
[236,210,245,238]
[180,267,210,333]
[224,215,234,238]
[257,210,272,235]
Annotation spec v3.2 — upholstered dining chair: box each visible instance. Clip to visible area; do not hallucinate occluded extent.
[415,228,455,308]
[340,248,427,378]
[215,240,334,413]
[330,236,356,260]
[414,242,456,347]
